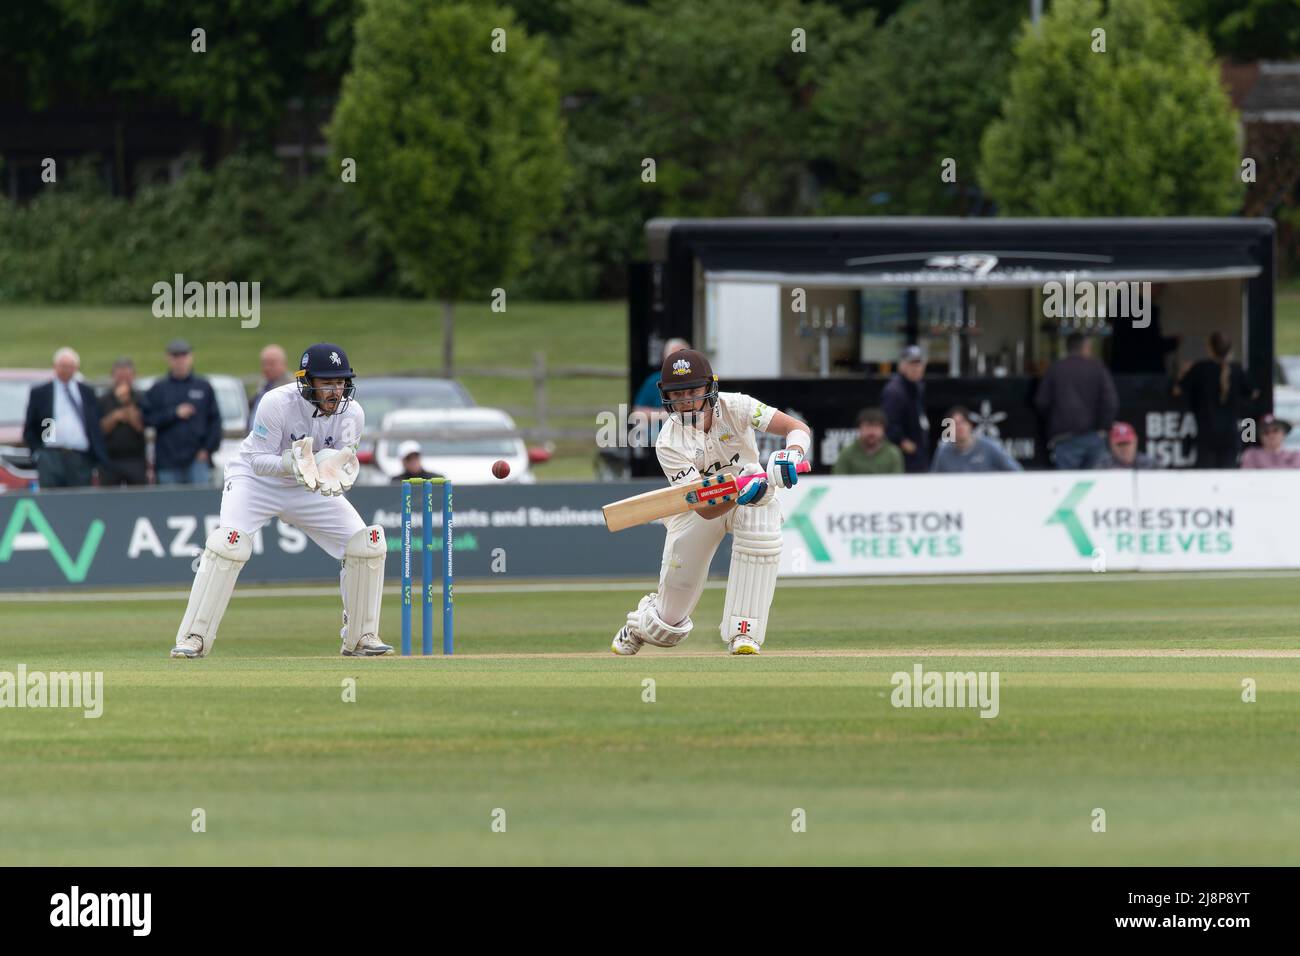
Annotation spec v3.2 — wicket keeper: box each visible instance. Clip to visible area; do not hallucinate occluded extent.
[612,348,811,656]
[170,343,391,658]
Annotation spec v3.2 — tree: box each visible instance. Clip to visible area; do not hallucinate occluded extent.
[1178,0,1300,61]
[526,0,865,297]
[812,0,1025,215]
[1,0,360,139]
[329,0,566,373]
[979,0,1243,216]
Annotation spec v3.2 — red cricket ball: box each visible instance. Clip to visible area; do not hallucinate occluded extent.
[492,459,511,479]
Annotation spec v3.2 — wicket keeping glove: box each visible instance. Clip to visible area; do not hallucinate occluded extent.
[282,437,319,491]
[315,449,359,496]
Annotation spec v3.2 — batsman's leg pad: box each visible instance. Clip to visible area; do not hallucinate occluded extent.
[721,502,783,646]
[628,593,693,648]
[341,525,386,652]
[175,527,252,656]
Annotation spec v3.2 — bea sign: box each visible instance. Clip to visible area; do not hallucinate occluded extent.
[1145,411,1197,468]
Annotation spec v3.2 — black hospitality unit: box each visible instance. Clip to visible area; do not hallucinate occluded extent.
[626,217,1276,474]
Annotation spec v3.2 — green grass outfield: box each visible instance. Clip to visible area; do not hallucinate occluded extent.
[2,573,1299,865]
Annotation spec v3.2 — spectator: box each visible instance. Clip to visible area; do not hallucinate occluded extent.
[1095,421,1154,470]
[1035,333,1118,470]
[633,338,691,414]
[1177,331,1255,469]
[392,440,443,482]
[144,339,222,485]
[832,408,903,475]
[22,347,107,488]
[630,338,691,449]
[1109,283,1179,375]
[1240,414,1300,469]
[882,345,931,473]
[932,406,1022,473]
[98,357,149,485]
[249,344,290,422]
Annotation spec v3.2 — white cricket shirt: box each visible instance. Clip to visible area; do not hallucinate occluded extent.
[655,392,777,487]
[224,382,365,487]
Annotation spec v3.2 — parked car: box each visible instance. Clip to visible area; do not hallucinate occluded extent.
[0,368,58,445]
[348,376,475,466]
[0,443,38,491]
[355,376,475,420]
[371,407,549,484]
[1278,355,1300,387]
[138,373,250,484]
[0,368,59,490]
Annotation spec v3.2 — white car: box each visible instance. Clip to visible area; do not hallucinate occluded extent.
[1278,356,1300,386]
[373,408,541,484]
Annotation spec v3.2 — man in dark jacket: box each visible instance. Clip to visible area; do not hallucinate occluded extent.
[144,339,222,485]
[1109,283,1179,375]
[22,346,108,488]
[1035,333,1118,470]
[881,345,930,473]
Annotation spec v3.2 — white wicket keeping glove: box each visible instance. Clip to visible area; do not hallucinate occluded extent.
[282,437,319,490]
[736,462,769,506]
[766,447,804,489]
[315,449,359,496]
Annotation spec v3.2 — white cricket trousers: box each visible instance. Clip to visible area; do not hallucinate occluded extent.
[655,497,783,627]
[219,475,366,559]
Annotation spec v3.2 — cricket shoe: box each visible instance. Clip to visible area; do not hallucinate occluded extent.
[170,635,205,659]
[342,634,393,657]
[729,636,761,655]
[611,625,644,656]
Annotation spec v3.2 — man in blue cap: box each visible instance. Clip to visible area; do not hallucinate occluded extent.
[144,339,222,485]
[882,345,931,473]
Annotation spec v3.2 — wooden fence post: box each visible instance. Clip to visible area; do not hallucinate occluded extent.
[534,350,548,434]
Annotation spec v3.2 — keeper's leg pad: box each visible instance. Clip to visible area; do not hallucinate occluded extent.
[627,593,693,648]
[721,502,783,646]
[340,525,386,652]
[175,527,252,656]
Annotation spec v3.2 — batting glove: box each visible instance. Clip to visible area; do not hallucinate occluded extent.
[766,447,804,489]
[736,462,769,506]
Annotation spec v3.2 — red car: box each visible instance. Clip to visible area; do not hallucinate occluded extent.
[0,368,56,490]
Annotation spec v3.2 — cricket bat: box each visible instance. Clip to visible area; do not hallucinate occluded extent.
[602,461,810,532]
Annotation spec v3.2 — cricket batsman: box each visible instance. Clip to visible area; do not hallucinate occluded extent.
[169,343,391,658]
[612,348,811,656]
